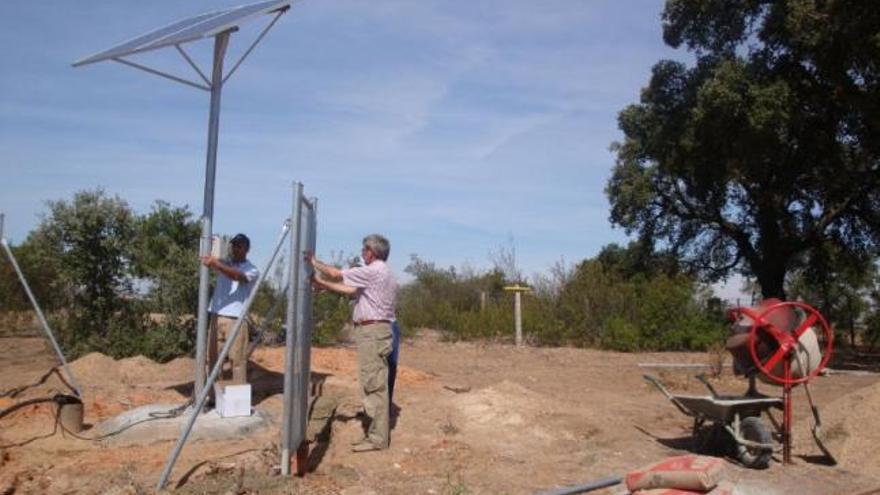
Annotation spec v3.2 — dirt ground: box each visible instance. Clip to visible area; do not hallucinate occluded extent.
[1,330,879,495]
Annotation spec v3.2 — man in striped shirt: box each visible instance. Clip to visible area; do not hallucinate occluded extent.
[308,234,398,452]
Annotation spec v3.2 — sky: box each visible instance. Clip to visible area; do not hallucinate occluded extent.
[0,0,747,299]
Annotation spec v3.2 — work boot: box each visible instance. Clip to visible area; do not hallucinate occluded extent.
[351,441,383,453]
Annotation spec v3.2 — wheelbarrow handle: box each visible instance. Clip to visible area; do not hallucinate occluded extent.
[643,375,696,418]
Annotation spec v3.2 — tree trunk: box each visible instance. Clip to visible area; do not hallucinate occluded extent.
[756,261,787,300]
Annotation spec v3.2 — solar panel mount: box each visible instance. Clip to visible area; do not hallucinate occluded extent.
[73,3,296,488]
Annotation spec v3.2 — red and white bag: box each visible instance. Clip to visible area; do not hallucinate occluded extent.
[626,455,725,492]
[634,481,735,495]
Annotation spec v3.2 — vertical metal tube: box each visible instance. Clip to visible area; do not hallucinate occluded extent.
[157,219,290,491]
[194,31,231,403]
[1,236,83,398]
[514,292,522,346]
[281,182,304,476]
[292,198,317,453]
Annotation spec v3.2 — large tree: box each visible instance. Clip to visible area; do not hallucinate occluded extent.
[607,0,880,299]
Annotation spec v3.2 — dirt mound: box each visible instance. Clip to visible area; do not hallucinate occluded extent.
[251,346,433,387]
[793,379,880,472]
[70,352,187,387]
[453,380,572,448]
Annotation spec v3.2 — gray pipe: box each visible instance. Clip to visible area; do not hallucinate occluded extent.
[534,476,622,495]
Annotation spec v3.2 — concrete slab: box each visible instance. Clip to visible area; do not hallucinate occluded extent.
[92,403,274,447]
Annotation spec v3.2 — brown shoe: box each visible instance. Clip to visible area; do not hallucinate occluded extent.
[351,441,383,453]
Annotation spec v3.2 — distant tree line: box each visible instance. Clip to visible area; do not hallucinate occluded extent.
[2,187,879,359]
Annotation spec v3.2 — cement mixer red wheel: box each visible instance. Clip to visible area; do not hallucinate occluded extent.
[745,301,834,385]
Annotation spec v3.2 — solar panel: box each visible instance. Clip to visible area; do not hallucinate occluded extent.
[73,0,291,67]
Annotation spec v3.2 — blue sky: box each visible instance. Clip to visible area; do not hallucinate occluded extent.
[1,1,751,296]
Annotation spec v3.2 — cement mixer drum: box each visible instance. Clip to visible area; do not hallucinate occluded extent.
[726,300,832,386]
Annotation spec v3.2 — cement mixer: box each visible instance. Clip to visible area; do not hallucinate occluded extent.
[646,299,835,468]
[725,299,834,464]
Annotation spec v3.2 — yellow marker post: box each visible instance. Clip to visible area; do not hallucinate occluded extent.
[503,285,531,346]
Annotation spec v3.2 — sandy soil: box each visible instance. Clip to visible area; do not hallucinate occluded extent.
[1,331,879,495]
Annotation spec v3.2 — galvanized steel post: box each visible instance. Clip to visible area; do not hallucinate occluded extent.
[281,182,304,475]
[194,30,231,404]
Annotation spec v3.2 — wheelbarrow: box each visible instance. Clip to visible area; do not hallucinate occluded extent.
[644,374,781,469]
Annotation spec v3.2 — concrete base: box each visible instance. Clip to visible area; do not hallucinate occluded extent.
[92,403,273,447]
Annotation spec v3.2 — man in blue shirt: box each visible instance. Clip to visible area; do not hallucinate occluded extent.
[201,233,259,385]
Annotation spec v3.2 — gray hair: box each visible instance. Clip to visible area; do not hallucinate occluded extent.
[363,234,390,261]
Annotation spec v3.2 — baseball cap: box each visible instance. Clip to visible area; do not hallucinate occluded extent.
[230,233,250,248]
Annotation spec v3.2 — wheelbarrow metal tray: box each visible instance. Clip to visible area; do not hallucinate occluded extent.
[673,395,782,423]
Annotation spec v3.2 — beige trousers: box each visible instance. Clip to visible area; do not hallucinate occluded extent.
[208,314,249,385]
[356,322,393,448]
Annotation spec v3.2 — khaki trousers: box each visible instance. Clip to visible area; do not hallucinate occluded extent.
[356,322,393,448]
[208,314,249,385]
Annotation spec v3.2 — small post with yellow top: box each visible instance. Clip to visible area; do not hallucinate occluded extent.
[503,284,531,346]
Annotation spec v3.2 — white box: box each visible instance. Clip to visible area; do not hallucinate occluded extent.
[213,383,252,418]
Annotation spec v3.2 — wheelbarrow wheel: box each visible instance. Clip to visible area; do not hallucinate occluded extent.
[737,416,772,469]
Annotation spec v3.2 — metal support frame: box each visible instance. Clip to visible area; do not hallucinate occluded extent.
[223,8,287,84]
[74,5,291,409]
[0,213,83,398]
[157,218,291,491]
[281,182,317,476]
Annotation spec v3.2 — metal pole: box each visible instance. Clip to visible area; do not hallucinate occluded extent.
[0,230,83,398]
[292,197,317,473]
[194,31,231,403]
[281,182,304,476]
[157,219,290,491]
[514,291,522,346]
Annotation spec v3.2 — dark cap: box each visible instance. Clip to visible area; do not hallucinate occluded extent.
[230,233,250,248]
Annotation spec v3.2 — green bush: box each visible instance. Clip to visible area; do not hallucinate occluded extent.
[312,291,351,345]
[396,243,727,352]
[601,316,641,352]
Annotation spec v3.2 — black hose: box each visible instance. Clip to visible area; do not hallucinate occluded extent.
[1,393,192,444]
[0,396,56,420]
